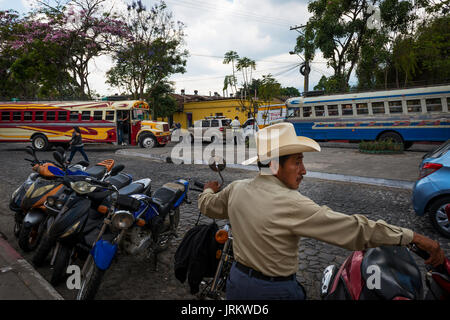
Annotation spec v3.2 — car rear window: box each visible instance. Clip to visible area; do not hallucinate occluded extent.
[425,140,450,159]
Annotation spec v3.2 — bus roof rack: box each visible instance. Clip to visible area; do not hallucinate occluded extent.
[303,90,325,97]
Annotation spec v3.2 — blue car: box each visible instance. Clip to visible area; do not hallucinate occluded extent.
[412,140,450,238]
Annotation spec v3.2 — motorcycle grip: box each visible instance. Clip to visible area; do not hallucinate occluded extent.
[194,180,204,189]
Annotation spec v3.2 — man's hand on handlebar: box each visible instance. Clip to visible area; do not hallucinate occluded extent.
[204,181,221,193]
[412,232,445,267]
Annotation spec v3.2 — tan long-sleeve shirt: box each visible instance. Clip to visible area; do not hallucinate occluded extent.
[198,174,414,277]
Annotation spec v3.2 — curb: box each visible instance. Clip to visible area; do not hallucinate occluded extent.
[0,237,63,300]
[115,149,414,190]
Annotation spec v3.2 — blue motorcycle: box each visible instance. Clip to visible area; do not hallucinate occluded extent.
[75,178,189,300]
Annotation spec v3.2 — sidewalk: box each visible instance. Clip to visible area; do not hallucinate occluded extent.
[115,142,434,190]
[0,236,63,300]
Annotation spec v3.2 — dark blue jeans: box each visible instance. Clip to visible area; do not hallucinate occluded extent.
[226,262,306,300]
[68,146,89,163]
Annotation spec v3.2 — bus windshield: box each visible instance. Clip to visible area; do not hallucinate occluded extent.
[133,109,150,120]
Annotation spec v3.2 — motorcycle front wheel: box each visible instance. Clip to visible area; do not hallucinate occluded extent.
[50,244,72,286]
[76,257,105,300]
[18,223,42,252]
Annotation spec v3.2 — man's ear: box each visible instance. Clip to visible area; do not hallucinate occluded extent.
[269,160,279,175]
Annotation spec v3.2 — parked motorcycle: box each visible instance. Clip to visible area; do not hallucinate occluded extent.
[31,151,139,277]
[16,147,130,252]
[320,243,450,300]
[13,147,90,251]
[179,156,233,300]
[75,175,190,299]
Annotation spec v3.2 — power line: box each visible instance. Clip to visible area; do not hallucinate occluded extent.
[164,0,293,28]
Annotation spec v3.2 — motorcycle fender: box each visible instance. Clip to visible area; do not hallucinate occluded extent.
[23,209,45,225]
[91,240,118,271]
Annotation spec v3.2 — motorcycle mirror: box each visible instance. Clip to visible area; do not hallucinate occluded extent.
[110,164,125,176]
[53,151,65,167]
[208,156,226,172]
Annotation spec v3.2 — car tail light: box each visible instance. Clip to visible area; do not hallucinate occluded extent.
[219,127,224,131]
[418,162,443,180]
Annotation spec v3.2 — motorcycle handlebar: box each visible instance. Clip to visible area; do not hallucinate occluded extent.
[193,180,205,189]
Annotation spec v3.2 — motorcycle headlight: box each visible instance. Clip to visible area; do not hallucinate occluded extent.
[55,200,64,210]
[70,181,97,194]
[47,196,56,207]
[111,211,135,230]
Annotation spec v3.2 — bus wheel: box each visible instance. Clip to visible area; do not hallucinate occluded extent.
[31,134,49,151]
[378,132,403,148]
[140,134,157,149]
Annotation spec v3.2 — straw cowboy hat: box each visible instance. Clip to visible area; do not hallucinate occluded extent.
[242,122,321,165]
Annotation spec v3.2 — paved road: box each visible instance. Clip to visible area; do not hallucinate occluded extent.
[0,142,448,300]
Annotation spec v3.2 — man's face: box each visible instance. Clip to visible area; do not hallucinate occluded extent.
[273,153,306,190]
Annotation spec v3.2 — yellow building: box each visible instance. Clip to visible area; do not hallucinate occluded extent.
[157,94,284,129]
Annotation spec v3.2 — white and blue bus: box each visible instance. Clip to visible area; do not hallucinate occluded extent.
[285,85,450,149]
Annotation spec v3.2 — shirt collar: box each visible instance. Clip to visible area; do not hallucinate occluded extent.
[256,173,291,190]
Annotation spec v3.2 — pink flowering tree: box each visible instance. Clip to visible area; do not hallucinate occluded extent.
[20,0,131,98]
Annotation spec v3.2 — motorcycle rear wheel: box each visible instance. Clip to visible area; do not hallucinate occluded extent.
[76,258,104,300]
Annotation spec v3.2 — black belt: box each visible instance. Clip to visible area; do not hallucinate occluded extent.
[235,261,296,282]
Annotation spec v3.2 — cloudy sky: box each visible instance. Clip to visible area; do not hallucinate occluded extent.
[3,0,338,97]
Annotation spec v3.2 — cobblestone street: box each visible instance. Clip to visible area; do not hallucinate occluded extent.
[0,143,448,300]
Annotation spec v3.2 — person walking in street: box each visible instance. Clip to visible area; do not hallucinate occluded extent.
[117,112,129,146]
[230,116,241,145]
[66,126,89,165]
[198,122,445,300]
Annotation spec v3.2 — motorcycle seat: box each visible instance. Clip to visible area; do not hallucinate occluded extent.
[150,182,185,217]
[85,165,107,179]
[119,182,145,196]
[361,246,423,300]
[105,173,132,190]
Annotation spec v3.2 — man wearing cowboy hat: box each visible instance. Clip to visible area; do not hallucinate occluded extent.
[198,122,445,300]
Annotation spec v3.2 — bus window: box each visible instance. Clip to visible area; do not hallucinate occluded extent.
[407,100,421,113]
[327,105,338,116]
[24,111,32,121]
[93,111,103,120]
[389,101,402,113]
[372,102,385,114]
[106,111,115,121]
[46,111,56,121]
[13,112,21,121]
[70,111,79,121]
[58,111,68,121]
[35,111,44,121]
[356,103,368,115]
[426,98,442,112]
[315,106,325,117]
[342,104,353,116]
[302,107,311,117]
[1,112,10,121]
[82,111,91,121]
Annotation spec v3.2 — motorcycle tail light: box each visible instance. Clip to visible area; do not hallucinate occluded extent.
[215,229,228,244]
[216,249,222,260]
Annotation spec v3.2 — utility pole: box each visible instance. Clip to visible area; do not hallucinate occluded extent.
[290,25,310,93]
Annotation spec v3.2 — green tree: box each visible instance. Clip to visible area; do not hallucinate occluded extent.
[279,86,300,97]
[148,81,177,119]
[107,0,187,101]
